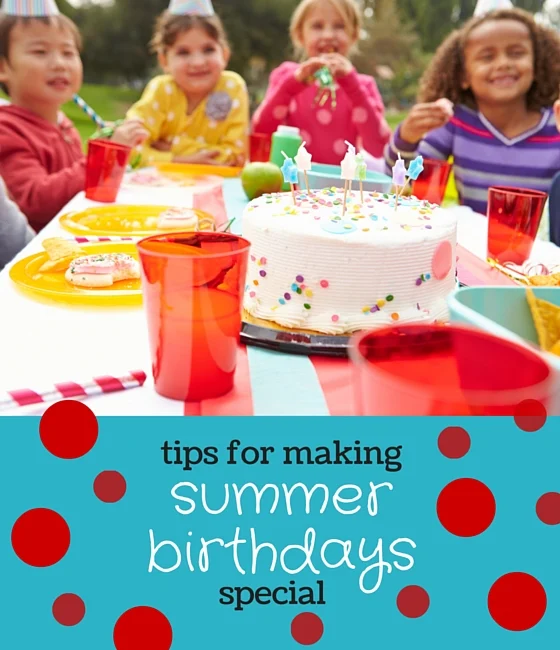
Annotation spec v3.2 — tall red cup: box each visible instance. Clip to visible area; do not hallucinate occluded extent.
[486,186,547,265]
[137,232,251,401]
[412,158,452,204]
[350,323,557,415]
[85,139,131,202]
[250,133,272,162]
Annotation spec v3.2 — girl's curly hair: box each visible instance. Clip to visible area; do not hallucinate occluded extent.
[417,8,560,112]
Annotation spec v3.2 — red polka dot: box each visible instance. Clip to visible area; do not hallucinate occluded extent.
[514,399,547,432]
[94,471,127,503]
[40,400,98,459]
[488,573,546,631]
[431,241,452,280]
[397,585,430,618]
[114,607,172,650]
[11,508,70,567]
[437,478,495,537]
[53,594,85,626]
[291,612,324,646]
[438,426,471,459]
[536,492,560,525]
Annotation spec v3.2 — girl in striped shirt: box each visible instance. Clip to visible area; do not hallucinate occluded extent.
[384,8,560,221]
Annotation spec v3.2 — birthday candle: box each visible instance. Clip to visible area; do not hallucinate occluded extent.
[295,142,312,194]
[355,152,367,204]
[281,152,298,206]
[340,141,357,216]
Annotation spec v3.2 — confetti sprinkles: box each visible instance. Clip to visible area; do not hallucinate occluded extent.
[362,295,397,315]
[415,273,431,286]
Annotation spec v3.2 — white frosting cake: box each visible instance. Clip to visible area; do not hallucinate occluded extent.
[242,187,457,335]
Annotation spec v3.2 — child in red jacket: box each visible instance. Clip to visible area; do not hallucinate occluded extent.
[0,2,147,232]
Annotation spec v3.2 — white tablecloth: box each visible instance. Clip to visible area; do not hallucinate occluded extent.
[0,184,558,416]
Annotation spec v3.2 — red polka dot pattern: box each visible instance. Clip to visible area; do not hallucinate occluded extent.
[40,400,98,459]
[397,586,430,618]
[291,613,324,646]
[536,492,560,525]
[488,573,547,631]
[11,508,70,567]
[437,478,496,537]
[94,471,127,503]
[514,400,547,432]
[438,426,471,459]
[53,594,86,626]
[113,606,173,650]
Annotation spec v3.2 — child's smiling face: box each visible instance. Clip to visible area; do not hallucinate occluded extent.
[159,27,229,102]
[0,19,82,116]
[299,1,354,58]
[462,19,535,107]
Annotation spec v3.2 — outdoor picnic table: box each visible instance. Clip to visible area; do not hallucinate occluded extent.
[1,177,559,416]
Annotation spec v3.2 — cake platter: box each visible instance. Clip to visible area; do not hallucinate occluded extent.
[240,310,351,357]
[240,281,469,357]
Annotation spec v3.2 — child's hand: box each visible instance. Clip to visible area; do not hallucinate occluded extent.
[173,151,221,165]
[151,139,172,152]
[400,99,454,144]
[323,53,354,78]
[295,57,329,84]
[112,119,149,147]
[554,99,560,132]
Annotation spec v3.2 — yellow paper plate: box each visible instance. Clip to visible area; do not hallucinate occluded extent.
[59,204,215,237]
[156,162,242,178]
[124,169,225,188]
[9,242,142,306]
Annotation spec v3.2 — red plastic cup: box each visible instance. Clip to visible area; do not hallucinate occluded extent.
[85,138,131,202]
[487,186,547,265]
[412,158,452,204]
[350,323,557,415]
[137,232,251,402]
[250,133,272,162]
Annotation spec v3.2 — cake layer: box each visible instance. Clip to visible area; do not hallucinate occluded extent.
[242,188,457,335]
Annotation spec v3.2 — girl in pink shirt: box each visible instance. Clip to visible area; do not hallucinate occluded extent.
[251,0,390,165]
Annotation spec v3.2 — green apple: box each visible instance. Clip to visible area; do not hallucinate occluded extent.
[241,162,283,200]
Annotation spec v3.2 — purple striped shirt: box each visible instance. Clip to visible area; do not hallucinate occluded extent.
[384,105,560,215]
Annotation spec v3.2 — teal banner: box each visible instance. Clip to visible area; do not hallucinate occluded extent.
[2,406,559,648]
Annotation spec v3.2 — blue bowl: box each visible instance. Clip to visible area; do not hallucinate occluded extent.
[298,163,392,193]
[448,286,560,372]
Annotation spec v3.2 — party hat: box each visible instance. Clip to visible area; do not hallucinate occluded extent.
[168,0,214,16]
[1,0,60,16]
[474,0,513,16]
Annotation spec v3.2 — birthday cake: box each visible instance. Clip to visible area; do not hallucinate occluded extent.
[242,188,458,335]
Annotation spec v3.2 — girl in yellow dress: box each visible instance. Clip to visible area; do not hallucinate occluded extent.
[126,0,249,167]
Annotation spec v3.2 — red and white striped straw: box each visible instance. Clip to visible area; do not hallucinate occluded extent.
[0,370,147,412]
[69,236,137,243]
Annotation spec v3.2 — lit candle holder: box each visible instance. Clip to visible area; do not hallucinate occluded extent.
[295,142,312,194]
[281,151,299,206]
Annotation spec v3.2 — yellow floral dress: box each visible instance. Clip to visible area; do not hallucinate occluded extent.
[126,71,249,167]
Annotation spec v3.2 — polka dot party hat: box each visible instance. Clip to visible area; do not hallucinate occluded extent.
[473,0,513,16]
[1,0,60,16]
[168,0,214,16]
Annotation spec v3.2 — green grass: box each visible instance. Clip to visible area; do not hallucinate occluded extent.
[62,83,141,145]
